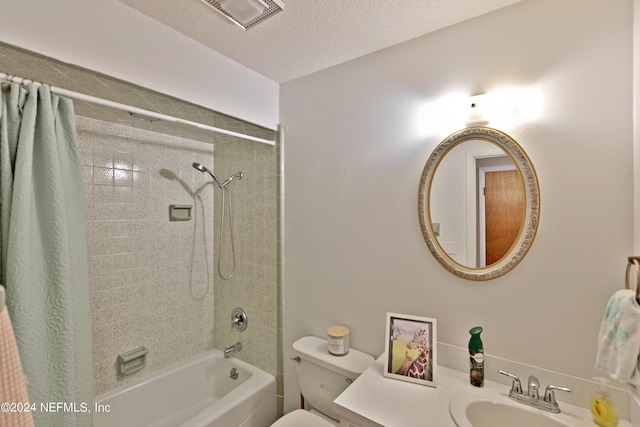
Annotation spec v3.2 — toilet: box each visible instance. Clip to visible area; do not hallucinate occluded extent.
[272,336,374,427]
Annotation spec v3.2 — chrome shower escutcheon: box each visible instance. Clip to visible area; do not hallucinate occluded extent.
[231,307,248,332]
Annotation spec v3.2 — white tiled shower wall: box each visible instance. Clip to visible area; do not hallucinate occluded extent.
[76,116,216,395]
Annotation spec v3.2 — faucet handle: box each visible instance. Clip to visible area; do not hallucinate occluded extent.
[543,385,572,404]
[499,370,523,395]
[230,307,248,332]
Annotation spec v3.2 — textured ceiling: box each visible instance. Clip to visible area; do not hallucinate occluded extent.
[118,0,523,83]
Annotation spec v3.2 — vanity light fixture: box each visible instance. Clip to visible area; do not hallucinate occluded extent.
[469,88,543,129]
[465,94,490,127]
[416,87,541,137]
[464,91,523,127]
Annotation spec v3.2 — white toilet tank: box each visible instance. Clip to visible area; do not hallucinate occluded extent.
[293,336,374,421]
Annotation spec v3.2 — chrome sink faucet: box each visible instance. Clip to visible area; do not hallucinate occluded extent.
[499,370,571,413]
[528,375,539,400]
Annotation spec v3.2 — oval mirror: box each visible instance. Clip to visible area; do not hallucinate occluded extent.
[418,127,539,280]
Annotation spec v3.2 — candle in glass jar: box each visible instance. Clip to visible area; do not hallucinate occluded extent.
[327,325,350,356]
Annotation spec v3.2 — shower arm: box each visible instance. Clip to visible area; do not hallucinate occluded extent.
[192,163,242,190]
[221,172,243,188]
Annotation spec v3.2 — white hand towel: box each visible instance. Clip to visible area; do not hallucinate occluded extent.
[595,289,640,398]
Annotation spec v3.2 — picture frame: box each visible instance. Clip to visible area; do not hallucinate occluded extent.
[384,312,437,387]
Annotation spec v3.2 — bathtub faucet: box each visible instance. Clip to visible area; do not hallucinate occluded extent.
[223,342,242,358]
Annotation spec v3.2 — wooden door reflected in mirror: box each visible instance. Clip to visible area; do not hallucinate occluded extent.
[484,169,524,265]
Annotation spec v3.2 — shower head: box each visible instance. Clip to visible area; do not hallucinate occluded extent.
[192,163,243,189]
[192,162,206,172]
[192,162,224,188]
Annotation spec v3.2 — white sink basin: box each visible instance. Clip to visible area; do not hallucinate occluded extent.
[450,388,593,427]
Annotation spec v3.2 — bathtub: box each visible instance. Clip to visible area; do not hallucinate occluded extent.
[94,349,276,427]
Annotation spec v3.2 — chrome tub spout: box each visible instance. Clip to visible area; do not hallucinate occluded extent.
[223,342,242,358]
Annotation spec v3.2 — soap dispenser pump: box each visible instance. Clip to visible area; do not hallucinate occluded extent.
[468,326,484,387]
[591,377,618,427]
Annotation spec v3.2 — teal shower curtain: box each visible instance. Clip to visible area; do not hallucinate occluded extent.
[0,83,93,426]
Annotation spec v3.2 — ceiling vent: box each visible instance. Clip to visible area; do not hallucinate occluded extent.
[201,0,284,30]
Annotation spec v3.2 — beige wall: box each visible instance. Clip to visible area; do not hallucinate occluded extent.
[281,0,633,413]
[635,0,640,252]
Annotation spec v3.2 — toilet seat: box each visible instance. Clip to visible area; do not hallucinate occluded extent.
[271,409,337,427]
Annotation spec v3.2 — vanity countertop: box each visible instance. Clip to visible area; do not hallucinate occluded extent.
[334,355,474,427]
[333,354,632,427]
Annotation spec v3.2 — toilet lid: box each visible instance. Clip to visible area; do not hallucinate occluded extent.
[271,409,337,427]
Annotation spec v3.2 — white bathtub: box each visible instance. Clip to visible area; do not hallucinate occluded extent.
[94,349,276,427]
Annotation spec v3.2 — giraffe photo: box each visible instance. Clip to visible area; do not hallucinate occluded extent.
[383,313,438,388]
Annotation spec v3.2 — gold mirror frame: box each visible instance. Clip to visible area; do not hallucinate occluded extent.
[418,127,540,280]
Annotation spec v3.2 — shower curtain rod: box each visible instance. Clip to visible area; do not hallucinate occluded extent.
[0,72,275,146]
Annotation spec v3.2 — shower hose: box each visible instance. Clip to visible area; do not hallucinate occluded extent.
[218,186,236,280]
